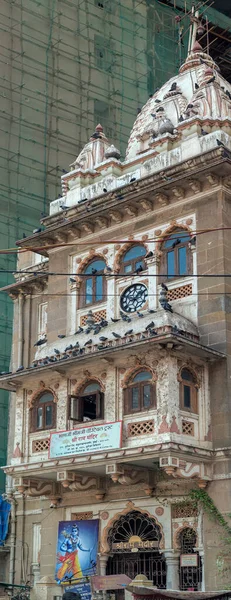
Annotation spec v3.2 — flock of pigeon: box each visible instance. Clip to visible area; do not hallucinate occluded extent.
[0,285,178,376]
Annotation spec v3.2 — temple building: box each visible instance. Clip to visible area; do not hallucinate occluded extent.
[1,26,231,599]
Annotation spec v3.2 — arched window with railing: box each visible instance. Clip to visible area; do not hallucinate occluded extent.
[30,391,56,432]
[179,368,198,413]
[120,245,147,274]
[124,370,156,414]
[68,381,104,423]
[80,259,106,307]
[160,229,192,282]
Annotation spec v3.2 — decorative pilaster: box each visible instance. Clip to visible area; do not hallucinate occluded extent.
[99,553,109,575]
[146,255,159,311]
[164,549,180,590]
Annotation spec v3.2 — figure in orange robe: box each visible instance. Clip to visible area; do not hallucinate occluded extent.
[56,524,90,583]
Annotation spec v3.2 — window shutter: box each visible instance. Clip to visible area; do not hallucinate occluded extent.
[191,387,198,414]
[96,391,104,419]
[123,388,130,415]
[150,384,156,408]
[68,395,80,421]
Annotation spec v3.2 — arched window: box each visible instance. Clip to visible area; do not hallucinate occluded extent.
[121,245,147,274]
[81,259,106,307]
[68,381,104,423]
[162,230,192,281]
[30,392,56,432]
[124,371,156,414]
[180,368,198,413]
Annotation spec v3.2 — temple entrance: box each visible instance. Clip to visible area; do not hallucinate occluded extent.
[106,510,166,589]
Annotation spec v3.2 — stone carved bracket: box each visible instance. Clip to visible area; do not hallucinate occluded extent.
[13,477,60,500]
[159,456,211,487]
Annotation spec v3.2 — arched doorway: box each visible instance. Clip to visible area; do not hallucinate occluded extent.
[106,510,166,590]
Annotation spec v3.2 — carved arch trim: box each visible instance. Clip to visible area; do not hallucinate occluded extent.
[100,502,165,553]
[173,524,197,550]
[73,376,106,396]
[121,365,157,389]
[76,251,108,284]
[156,220,193,257]
[28,381,58,408]
[113,241,148,273]
[177,364,200,389]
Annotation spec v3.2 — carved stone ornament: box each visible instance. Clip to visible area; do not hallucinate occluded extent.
[121,365,157,389]
[28,383,58,408]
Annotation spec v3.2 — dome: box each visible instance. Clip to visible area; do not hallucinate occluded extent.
[126,42,231,161]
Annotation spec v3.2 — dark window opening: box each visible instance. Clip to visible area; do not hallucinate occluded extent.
[68,382,104,423]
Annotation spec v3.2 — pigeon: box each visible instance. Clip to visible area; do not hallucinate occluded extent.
[99,336,108,341]
[112,332,121,339]
[70,277,76,283]
[120,312,131,323]
[91,131,101,139]
[34,338,47,346]
[151,113,156,118]
[58,334,66,339]
[195,83,199,90]
[60,204,68,210]
[111,318,120,323]
[149,329,157,336]
[170,82,177,91]
[116,194,124,200]
[22,233,27,238]
[136,311,144,318]
[155,99,161,103]
[75,327,83,334]
[146,321,155,330]
[206,75,215,84]
[92,268,97,274]
[148,309,156,314]
[178,115,184,122]
[135,265,143,274]
[84,339,92,346]
[103,188,107,193]
[99,319,108,327]
[0,371,12,375]
[172,238,181,249]
[216,139,225,147]
[225,90,231,100]
[104,266,112,274]
[161,282,168,291]
[97,345,106,350]
[125,329,133,335]
[186,103,193,109]
[93,327,101,335]
[74,341,80,347]
[54,348,60,355]
[41,212,47,218]
[201,128,208,136]
[130,177,136,182]
[33,228,42,234]
[16,365,24,372]
[65,344,73,351]
[145,251,153,258]
[85,328,92,335]
[189,236,196,245]
[137,108,141,114]
[161,301,173,313]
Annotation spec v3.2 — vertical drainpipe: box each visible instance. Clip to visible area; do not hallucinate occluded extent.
[18,293,24,368]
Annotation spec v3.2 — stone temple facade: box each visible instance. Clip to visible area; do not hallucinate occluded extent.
[1,34,231,599]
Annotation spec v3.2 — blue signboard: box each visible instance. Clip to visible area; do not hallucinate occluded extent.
[64,581,92,600]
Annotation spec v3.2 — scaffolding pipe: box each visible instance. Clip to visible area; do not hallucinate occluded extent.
[17,293,24,368]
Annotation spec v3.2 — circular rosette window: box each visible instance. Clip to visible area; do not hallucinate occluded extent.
[120,283,148,313]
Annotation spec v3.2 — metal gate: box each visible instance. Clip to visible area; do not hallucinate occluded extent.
[107,551,166,589]
[179,528,202,590]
